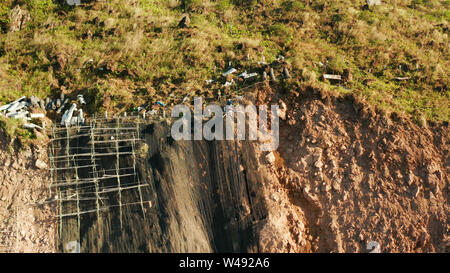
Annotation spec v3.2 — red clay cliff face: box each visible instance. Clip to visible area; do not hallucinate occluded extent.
[253,84,449,253]
[0,84,447,253]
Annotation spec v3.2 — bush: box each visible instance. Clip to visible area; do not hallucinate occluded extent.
[327,55,348,74]
[182,0,204,12]
[217,0,233,11]
[282,1,306,12]
[268,23,293,46]
[0,1,11,33]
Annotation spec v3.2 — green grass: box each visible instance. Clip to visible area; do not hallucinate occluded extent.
[0,0,448,128]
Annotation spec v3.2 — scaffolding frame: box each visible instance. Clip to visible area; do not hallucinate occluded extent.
[48,116,149,246]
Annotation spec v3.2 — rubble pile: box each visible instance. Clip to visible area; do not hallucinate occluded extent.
[206,55,291,88]
[0,93,87,130]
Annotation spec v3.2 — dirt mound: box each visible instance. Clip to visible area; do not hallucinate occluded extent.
[253,84,449,252]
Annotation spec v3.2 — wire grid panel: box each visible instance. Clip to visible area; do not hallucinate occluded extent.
[48,116,149,237]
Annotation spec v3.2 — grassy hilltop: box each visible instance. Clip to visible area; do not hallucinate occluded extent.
[0,0,448,125]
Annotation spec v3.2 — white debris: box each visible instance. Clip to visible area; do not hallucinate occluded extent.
[30,113,45,119]
[246,72,258,79]
[222,68,237,77]
[0,96,26,112]
[283,67,291,78]
[223,79,235,87]
[323,74,342,80]
[269,68,276,81]
[366,0,382,6]
[61,103,77,126]
[239,71,258,79]
[366,241,381,253]
[77,95,86,105]
[205,79,214,84]
[6,100,28,115]
[148,109,158,116]
[66,0,81,6]
[83,58,94,68]
[7,110,28,120]
[238,71,258,79]
[70,116,78,125]
[23,123,43,130]
[35,159,48,169]
[77,109,85,124]
[238,71,248,78]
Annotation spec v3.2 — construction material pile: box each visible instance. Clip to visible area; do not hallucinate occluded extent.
[0,94,87,130]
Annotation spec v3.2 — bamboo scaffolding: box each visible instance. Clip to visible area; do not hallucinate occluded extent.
[131,131,146,218]
[49,126,56,195]
[50,117,150,238]
[99,184,148,194]
[50,151,135,160]
[55,183,146,198]
[49,164,97,171]
[55,200,152,218]
[90,123,101,220]
[52,144,138,151]
[35,196,108,204]
[115,119,123,228]
[72,148,81,238]
[50,158,98,164]
[88,166,135,175]
[50,133,91,141]
[50,173,136,187]
[88,138,141,144]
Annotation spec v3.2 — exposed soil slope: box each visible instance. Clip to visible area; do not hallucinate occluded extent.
[0,134,56,253]
[254,84,449,252]
[1,84,448,253]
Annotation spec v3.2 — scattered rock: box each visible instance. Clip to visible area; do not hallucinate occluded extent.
[9,6,31,32]
[414,185,421,198]
[314,160,323,169]
[178,14,191,28]
[406,171,415,186]
[278,101,287,120]
[266,152,276,164]
[332,181,341,192]
[366,0,382,6]
[343,68,353,82]
[35,159,47,170]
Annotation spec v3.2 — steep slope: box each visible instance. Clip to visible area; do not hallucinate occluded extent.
[254,84,449,252]
[0,132,56,253]
[53,83,448,253]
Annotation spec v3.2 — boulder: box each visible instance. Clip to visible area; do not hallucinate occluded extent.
[9,6,31,32]
[178,14,191,28]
